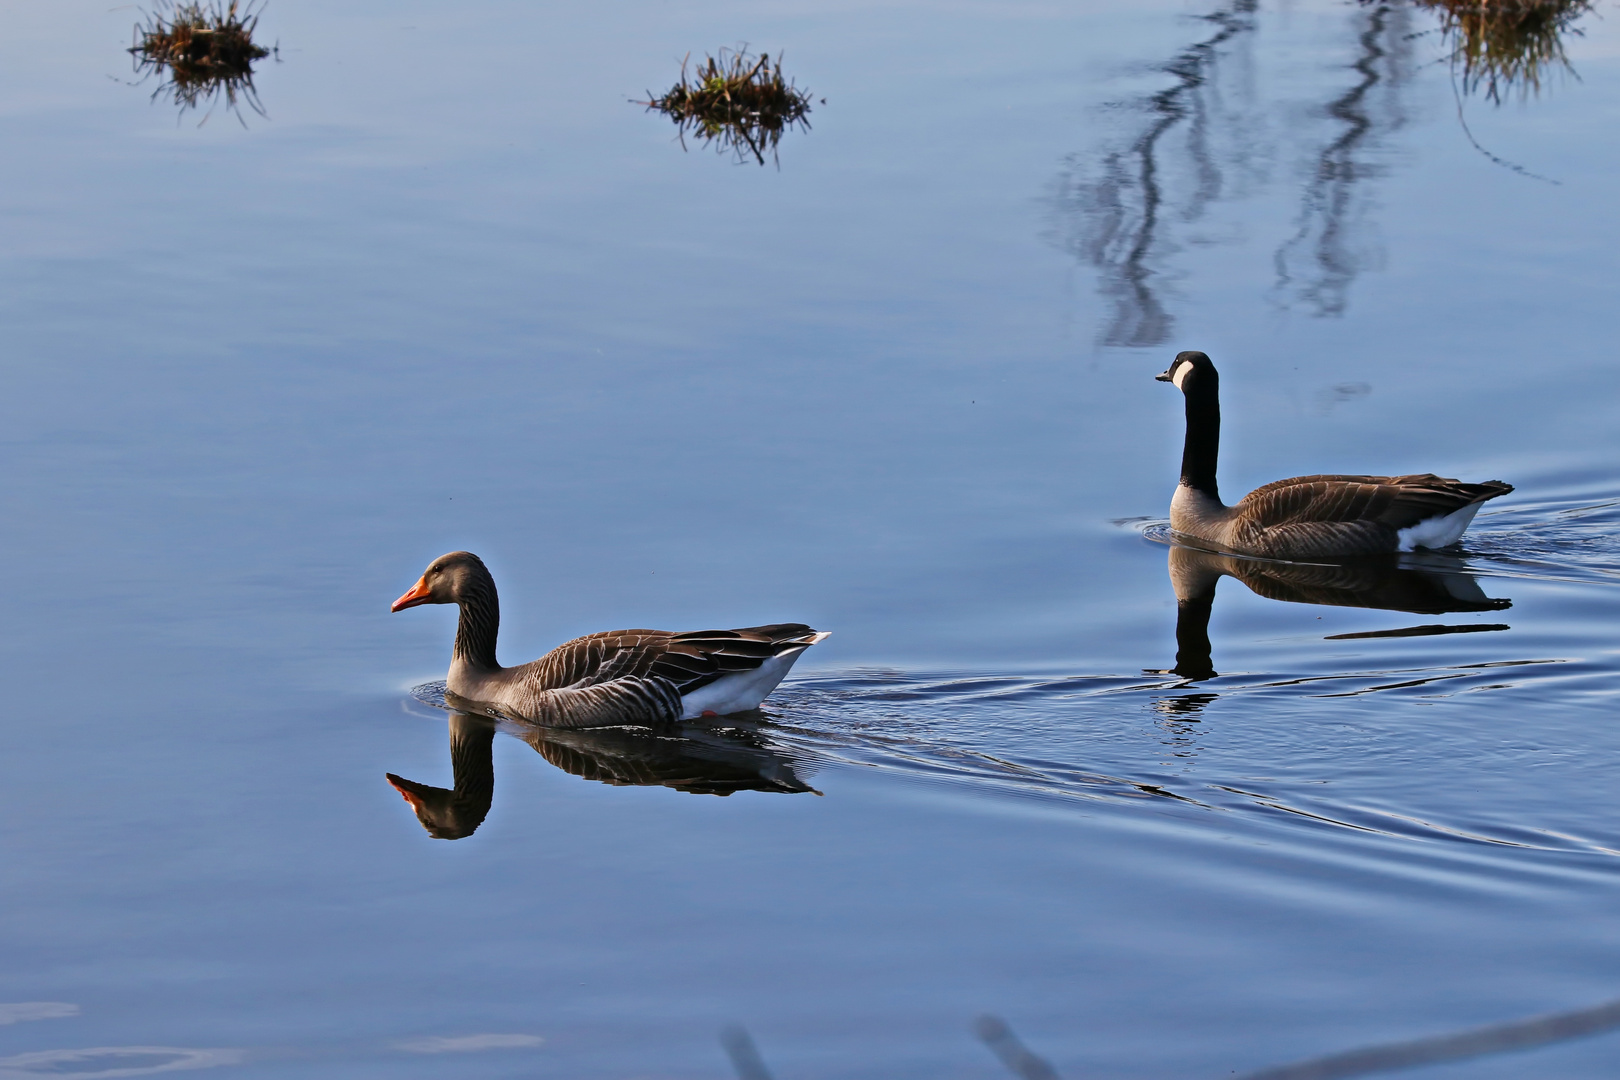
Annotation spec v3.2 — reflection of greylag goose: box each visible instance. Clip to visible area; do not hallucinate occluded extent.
[526,722,817,796]
[387,711,817,839]
[391,552,827,726]
[387,712,495,840]
[1166,544,1510,680]
[1158,351,1511,557]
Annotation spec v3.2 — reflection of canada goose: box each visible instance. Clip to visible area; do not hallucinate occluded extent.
[392,552,828,727]
[1158,352,1511,557]
[387,711,816,839]
[1167,544,1510,680]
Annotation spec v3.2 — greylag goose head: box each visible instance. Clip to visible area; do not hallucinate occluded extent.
[391,550,492,612]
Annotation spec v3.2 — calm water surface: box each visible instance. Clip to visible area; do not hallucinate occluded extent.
[2,1,1619,1076]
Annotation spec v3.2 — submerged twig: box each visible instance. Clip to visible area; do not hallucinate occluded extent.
[637,47,814,166]
[128,1,273,126]
[975,1015,1063,1080]
[719,1026,775,1080]
[1450,73,1561,183]
[1233,995,1620,1079]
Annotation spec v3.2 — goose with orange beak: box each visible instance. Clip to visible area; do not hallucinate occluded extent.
[392,552,828,728]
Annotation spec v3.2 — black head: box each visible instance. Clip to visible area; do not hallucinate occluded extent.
[1155,350,1217,392]
[391,551,491,612]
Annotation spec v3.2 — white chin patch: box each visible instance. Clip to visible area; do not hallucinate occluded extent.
[1172,363,1192,390]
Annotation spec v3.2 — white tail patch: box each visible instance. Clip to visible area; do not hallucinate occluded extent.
[1397,502,1484,551]
[679,638,823,719]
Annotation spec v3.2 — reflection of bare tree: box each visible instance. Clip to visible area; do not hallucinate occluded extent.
[1053,0,1589,342]
[1273,4,1413,317]
[1047,2,1260,348]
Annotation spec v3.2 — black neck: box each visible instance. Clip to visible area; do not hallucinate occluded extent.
[453,575,501,670]
[1180,374,1221,500]
[1173,592,1218,681]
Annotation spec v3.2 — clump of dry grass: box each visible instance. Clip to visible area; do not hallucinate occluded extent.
[1417,0,1594,102]
[129,1,272,123]
[640,48,814,165]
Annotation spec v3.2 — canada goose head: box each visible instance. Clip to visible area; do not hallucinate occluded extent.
[391,551,492,612]
[1155,350,1217,393]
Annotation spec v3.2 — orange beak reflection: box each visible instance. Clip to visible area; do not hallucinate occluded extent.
[391,576,432,613]
[386,773,429,811]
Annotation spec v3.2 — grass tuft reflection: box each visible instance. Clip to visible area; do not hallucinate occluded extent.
[639,48,815,166]
[1416,0,1595,103]
[127,1,272,125]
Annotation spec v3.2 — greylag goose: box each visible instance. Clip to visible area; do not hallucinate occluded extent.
[391,552,828,727]
[1158,351,1511,557]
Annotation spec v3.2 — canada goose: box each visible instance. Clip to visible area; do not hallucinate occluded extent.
[391,551,828,727]
[1157,352,1511,557]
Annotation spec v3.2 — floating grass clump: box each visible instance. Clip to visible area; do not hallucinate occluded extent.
[640,48,814,166]
[1417,0,1594,101]
[129,1,271,122]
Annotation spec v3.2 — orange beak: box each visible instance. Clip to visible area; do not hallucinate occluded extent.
[386,773,429,811]
[391,575,432,612]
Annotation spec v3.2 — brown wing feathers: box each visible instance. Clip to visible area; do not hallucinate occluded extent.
[524,624,818,695]
[653,624,820,694]
[1241,475,1510,527]
[491,624,820,728]
[1232,474,1512,555]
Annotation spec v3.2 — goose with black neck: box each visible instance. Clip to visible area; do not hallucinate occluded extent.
[1157,351,1512,558]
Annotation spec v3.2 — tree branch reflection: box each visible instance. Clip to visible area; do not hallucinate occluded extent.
[1273,3,1412,317]
[1054,0,1591,342]
[1049,2,1260,348]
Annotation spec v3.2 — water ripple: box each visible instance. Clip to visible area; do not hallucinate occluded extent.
[761,665,1620,859]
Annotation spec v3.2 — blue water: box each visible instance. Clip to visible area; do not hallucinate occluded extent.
[2,0,1619,1076]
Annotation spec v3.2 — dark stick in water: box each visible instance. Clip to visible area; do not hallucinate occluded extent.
[975,1015,1062,1080]
[719,1025,775,1080]
[1233,996,1620,1080]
